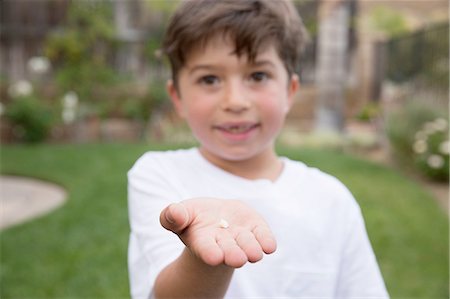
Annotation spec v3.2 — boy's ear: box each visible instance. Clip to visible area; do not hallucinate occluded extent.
[286,74,300,112]
[167,80,186,118]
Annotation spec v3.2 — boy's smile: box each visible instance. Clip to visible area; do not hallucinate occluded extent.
[167,35,299,179]
[213,121,260,142]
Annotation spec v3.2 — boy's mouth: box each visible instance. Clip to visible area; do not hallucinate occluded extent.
[214,122,260,134]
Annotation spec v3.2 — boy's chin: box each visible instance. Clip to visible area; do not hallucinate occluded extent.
[200,144,273,163]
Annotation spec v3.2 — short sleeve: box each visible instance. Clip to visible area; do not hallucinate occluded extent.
[127,153,184,299]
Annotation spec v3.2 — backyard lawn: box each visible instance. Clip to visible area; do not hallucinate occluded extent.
[0,143,448,298]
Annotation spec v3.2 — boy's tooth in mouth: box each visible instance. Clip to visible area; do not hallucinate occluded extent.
[229,125,246,133]
[221,124,257,134]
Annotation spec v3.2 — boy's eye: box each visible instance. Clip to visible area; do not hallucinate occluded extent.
[199,75,219,85]
[250,71,269,82]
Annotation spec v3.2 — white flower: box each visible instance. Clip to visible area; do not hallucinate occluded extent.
[62,91,79,109]
[62,109,76,124]
[427,154,444,169]
[413,139,427,154]
[28,56,51,74]
[439,141,450,155]
[8,80,33,98]
[61,91,78,124]
[433,118,448,132]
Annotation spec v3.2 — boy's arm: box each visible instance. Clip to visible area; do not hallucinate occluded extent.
[154,199,277,299]
[154,248,234,298]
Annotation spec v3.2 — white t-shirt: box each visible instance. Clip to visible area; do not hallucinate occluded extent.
[128,148,389,298]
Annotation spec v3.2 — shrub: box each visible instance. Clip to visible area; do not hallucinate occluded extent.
[5,95,54,143]
[44,1,123,102]
[369,5,409,38]
[386,102,437,161]
[148,79,170,111]
[385,100,448,181]
[412,118,449,181]
[356,102,381,122]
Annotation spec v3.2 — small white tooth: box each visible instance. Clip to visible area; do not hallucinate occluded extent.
[219,219,229,229]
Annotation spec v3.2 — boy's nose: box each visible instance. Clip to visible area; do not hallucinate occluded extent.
[221,80,251,113]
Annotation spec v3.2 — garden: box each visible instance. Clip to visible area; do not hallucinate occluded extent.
[1,1,172,144]
[0,142,448,297]
[1,1,449,298]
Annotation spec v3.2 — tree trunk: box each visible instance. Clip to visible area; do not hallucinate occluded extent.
[315,0,350,132]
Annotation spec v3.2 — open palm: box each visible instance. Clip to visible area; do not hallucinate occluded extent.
[160,198,277,268]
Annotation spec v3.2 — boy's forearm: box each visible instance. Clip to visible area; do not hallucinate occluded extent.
[154,248,234,299]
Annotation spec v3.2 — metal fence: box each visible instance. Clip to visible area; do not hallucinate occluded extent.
[383,23,449,105]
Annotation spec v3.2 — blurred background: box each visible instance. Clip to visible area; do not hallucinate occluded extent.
[0,0,448,183]
[0,0,448,298]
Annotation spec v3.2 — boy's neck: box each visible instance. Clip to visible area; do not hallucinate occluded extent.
[199,147,283,182]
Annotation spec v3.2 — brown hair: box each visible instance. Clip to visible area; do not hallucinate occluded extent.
[163,0,308,85]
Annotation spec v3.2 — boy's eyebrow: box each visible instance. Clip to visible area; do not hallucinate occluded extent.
[187,65,219,75]
[187,60,276,74]
[250,60,276,69]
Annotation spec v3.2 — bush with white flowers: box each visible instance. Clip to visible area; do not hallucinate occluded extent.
[4,77,55,143]
[8,80,33,98]
[412,118,449,181]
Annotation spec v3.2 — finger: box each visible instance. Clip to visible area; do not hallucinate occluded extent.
[235,230,263,263]
[216,234,247,268]
[252,225,277,254]
[192,236,224,266]
[160,203,190,234]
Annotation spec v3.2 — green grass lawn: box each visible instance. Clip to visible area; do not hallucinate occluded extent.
[1,143,448,298]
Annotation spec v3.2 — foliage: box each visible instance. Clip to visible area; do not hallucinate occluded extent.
[412,118,449,181]
[143,0,179,14]
[4,95,54,143]
[356,102,381,122]
[53,62,122,101]
[148,79,170,110]
[121,97,152,121]
[44,1,123,102]
[97,95,152,121]
[369,5,409,38]
[145,35,164,65]
[42,1,174,123]
[385,100,448,181]
[0,143,448,297]
[142,0,179,66]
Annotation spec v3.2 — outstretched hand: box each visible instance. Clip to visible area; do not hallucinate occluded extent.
[160,198,277,268]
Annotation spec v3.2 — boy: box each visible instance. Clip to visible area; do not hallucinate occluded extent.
[128,1,389,298]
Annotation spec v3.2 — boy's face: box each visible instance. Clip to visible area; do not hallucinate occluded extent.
[168,36,299,163]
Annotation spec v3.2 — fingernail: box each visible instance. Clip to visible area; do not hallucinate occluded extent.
[166,205,176,224]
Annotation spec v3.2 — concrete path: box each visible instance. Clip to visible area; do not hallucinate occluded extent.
[0,176,67,230]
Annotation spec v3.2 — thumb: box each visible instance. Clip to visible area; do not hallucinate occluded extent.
[160,203,190,234]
